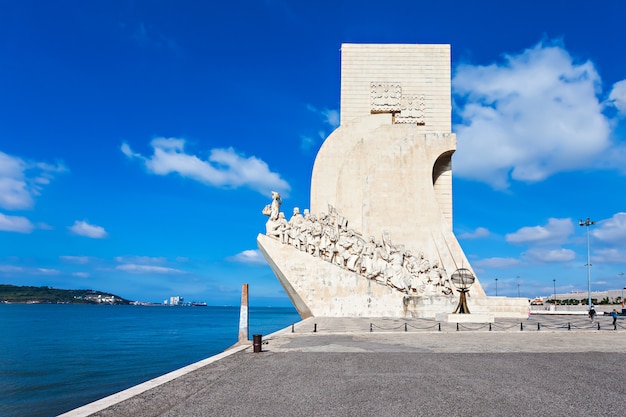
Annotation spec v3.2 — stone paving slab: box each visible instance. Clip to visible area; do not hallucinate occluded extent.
[63,315,626,417]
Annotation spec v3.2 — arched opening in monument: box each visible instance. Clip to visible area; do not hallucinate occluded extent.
[432,151,454,225]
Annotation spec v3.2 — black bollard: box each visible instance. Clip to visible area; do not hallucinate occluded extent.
[438,323,441,332]
[520,322,523,331]
[537,323,541,331]
[456,323,459,331]
[597,322,601,331]
[291,324,294,333]
[404,323,407,332]
[314,323,317,333]
[370,323,373,332]
[489,323,492,331]
[253,334,262,353]
[568,322,571,330]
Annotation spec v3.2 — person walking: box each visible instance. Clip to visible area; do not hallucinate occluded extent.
[611,309,618,328]
[589,305,596,322]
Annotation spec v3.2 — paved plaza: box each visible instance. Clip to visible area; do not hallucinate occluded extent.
[63,314,626,417]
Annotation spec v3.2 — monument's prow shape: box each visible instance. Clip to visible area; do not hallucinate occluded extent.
[258,43,529,320]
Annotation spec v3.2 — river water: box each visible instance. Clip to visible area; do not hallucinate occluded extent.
[0,304,300,417]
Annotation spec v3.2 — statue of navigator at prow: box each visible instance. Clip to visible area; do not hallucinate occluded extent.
[262,191,283,237]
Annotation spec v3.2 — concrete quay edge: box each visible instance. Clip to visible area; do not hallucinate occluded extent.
[57,323,294,417]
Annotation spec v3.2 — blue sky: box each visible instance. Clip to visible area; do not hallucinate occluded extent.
[1,0,625,306]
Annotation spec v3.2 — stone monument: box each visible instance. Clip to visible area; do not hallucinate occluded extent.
[257,43,529,321]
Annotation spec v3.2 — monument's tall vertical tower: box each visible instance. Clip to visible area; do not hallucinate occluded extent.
[311,44,480,294]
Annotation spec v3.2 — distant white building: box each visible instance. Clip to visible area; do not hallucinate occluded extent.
[547,289,625,305]
[84,294,117,304]
[169,296,183,306]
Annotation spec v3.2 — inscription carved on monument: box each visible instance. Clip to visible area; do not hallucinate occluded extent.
[370,82,402,112]
[370,82,426,125]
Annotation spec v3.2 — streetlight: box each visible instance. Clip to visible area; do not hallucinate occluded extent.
[553,278,556,311]
[495,278,498,296]
[619,272,624,308]
[579,218,595,307]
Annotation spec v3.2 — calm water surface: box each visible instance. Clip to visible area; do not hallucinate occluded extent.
[0,304,300,417]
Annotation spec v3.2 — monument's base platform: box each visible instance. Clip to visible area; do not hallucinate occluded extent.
[258,234,531,320]
[403,294,457,319]
[437,313,495,323]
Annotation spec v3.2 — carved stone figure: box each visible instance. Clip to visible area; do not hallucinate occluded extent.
[385,244,409,292]
[432,261,454,295]
[263,191,283,237]
[307,215,322,256]
[288,207,304,248]
[361,235,382,279]
[404,250,420,293]
[345,234,365,272]
[269,191,281,220]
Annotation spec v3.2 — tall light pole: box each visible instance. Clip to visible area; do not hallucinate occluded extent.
[619,272,624,308]
[553,278,556,310]
[579,218,595,307]
[495,278,498,296]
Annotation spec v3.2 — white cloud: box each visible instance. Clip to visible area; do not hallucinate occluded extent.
[473,257,521,268]
[453,40,612,189]
[593,212,626,244]
[306,105,340,129]
[72,272,90,278]
[0,265,24,273]
[36,268,61,275]
[60,256,90,264]
[229,249,267,265]
[121,139,290,196]
[69,220,108,238]
[114,256,185,274]
[593,248,626,264]
[0,213,34,233]
[299,135,316,151]
[116,264,185,274]
[523,247,576,263]
[506,218,573,245]
[608,80,626,116]
[323,109,340,129]
[458,227,490,239]
[0,151,66,210]
[301,105,340,150]
[115,255,167,265]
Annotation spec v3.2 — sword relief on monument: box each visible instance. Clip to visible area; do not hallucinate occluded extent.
[370,82,426,125]
[262,193,454,297]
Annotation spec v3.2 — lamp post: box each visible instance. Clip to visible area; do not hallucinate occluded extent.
[579,218,595,308]
[553,278,556,311]
[617,272,626,309]
[495,278,498,296]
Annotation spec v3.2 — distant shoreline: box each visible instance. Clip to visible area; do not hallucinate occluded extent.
[0,284,131,305]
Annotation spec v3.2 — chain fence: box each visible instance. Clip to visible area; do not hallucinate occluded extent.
[288,314,626,334]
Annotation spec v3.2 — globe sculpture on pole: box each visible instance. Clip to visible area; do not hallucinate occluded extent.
[451,268,475,314]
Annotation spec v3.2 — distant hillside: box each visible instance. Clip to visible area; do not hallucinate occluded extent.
[0,284,131,304]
